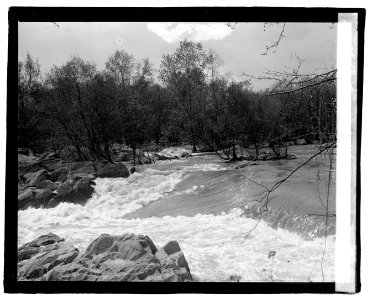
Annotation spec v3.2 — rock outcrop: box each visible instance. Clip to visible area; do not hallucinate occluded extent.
[24,169,48,187]
[18,233,79,280]
[95,162,130,178]
[18,152,130,210]
[256,153,297,161]
[295,138,307,145]
[50,173,95,207]
[154,153,179,161]
[18,233,193,282]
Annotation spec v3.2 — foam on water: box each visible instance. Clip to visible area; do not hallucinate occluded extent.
[158,147,191,157]
[18,162,334,282]
[18,207,334,282]
[85,168,184,218]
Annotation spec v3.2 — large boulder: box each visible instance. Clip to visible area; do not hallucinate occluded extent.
[68,161,96,176]
[33,188,54,207]
[18,233,193,282]
[49,167,69,182]
[18,233,65,262]
[18,187,55,210]
[18,233,79,280]
[37,157,66,172]
[18,154,42,176]
[95,163,129,178]
[24,169,48,187]
[18,188,34,209]
[51,173,95,207]
[36,180,57,191]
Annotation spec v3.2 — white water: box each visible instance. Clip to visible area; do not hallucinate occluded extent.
[18,160,334,282]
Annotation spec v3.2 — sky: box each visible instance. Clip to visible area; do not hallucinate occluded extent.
[18,22,337,90]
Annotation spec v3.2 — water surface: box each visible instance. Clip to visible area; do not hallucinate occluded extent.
[18,145,335,282]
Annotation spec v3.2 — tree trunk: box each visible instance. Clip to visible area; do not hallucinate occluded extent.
[254,142,259,157]
[132,145,136,166]
[232,144,238,160]
[192,133,197,153]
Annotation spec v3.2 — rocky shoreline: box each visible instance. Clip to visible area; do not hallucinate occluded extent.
[18,233,193,282]
[17,145,196,210]
[18,151,130,210]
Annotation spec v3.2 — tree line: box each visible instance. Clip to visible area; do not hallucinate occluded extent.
[18,39,336,162]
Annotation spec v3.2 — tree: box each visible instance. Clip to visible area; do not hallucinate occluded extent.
[124,58,155,164]
[18,52,44,149]
[45,56,122,162]
[105,50,136,116]
[160,40,209,152]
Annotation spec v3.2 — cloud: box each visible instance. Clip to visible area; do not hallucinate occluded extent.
[147,22,233,43]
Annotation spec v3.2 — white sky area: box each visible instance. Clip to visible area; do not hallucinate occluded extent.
[147,22,233,43]
[18,22,337,90]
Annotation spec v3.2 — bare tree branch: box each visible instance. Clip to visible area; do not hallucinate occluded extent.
[261,23,286,55]
[266,77,336,96]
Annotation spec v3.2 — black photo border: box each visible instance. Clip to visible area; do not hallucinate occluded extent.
[5,6,365,294]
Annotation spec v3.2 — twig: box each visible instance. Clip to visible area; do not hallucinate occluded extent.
[261,23,286,55]
[247,178,270,192]
[266,77,336,96]
[268,141,336,194]
[307,213,336,217]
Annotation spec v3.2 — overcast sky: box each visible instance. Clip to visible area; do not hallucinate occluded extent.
[18,22,337,90]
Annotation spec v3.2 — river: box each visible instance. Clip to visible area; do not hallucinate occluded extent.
[18,145,336,282]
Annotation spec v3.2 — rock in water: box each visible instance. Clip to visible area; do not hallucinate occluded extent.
[32,188,54,207]
[295,138,307,145]
[68,161,96,176]
[51,173,95,207]
[154,153,179,161]
[18,233,193,282]
[236,162,250,169]
[95,163,130,178]
[18,188,34,209]
[181,152,190,158]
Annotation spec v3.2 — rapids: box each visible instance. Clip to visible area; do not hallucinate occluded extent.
[18,145,335,282]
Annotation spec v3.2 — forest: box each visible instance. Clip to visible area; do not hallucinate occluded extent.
[18,39,337,163]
